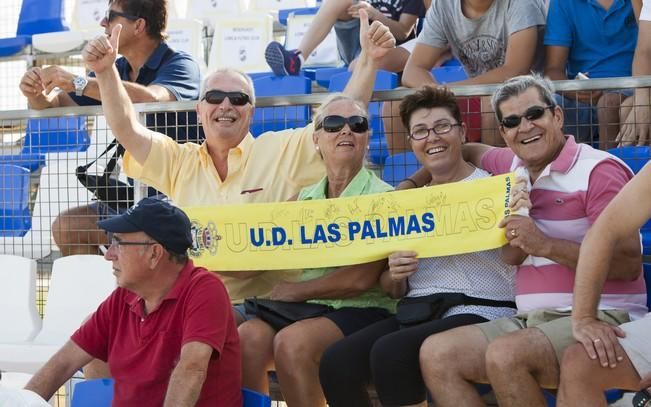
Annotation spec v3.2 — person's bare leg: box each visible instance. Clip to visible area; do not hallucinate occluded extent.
[52,204,108,256]
[485,328,559,407]
[298,0,354,61]
[383,100,410,155]
[420,325,490,407]
[597,92,626,150]
[240,318,276,394]
[557,342,641,407]
[273,317,344,407]
[480,96,503,146]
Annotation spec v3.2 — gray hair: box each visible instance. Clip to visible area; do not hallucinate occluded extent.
[200,68,256,104]
[313,93,369,129]
[491,74,556,122]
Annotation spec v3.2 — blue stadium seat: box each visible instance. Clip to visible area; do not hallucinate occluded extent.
[0,0,68,57]
[328,70,399,164]
[0,164,31,237]
[242,387,272,407]
[313,66,347,88]
[608,146,651,174]
[432,65,468,84]
[382,152,421,187]
[251,75,312,137]
[71,379,114,407]
[22,117,90,153]
[278,7,320,26]
[0,153,45,173]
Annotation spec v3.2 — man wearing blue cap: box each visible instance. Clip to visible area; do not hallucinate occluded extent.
[24,198,241,407]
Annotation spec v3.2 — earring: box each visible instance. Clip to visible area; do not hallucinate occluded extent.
[315,145,320,151]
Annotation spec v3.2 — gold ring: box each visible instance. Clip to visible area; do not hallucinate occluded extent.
[510,230,517,237]
[593,338,601,343]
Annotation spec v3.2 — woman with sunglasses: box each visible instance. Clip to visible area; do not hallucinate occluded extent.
[318,86,517,407]
[238,94,398,407]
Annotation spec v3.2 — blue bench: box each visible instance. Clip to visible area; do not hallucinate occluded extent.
[251,75,312,137]
[0,164,31,237]
[0,0,68,57]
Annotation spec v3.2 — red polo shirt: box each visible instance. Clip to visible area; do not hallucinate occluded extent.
[71,260,241,406]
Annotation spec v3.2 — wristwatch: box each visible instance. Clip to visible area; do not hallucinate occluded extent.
[72,75,88,96]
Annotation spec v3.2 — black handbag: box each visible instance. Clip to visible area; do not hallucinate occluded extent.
[76,139,134,211]
[396,293,516,327]
[243,298,333,331]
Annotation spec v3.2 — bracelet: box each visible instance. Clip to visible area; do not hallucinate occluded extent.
[402,177,418,188]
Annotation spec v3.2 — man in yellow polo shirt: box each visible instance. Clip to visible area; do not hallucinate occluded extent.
[80,10,396,318]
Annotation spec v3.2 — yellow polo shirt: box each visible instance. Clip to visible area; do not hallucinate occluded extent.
[123,125,325,302]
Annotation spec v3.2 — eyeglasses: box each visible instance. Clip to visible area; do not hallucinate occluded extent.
[105,9,141,23]
[109,235,156,251]
[409,122,461,140]
[201,90,251,106]
[500,105,554,129]
[315,115,369,133]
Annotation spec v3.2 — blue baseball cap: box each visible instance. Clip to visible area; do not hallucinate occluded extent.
[97,197,193,254]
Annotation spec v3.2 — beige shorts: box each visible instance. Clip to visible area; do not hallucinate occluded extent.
[618,313,651,377]
[478,309,630,360]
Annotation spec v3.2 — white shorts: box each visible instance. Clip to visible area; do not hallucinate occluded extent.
[619,312,651,377]
[641,0,650,21]
[398,38,417,53]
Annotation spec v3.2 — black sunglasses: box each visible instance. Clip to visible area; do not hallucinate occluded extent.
[501,105,555,129]
[202,90,251,106]
[105,9,141,23]
[316,115,369,133]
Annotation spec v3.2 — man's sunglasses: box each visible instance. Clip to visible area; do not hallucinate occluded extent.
[316,115,369,133]
[105,9,141,23]
[500,105,555,129]
[202,90,251,106]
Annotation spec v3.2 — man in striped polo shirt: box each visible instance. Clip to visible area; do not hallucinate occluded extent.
[416,74,648,407]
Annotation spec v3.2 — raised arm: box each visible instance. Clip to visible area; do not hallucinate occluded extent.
[343,8,396,106]
[348,2,419,42]
[163,341,213,407]
[82,24,156,164]
[25,341,94,401]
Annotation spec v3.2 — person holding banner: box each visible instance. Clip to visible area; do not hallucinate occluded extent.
[238,93,397,407]
[318,86,517,407]
[80,8,395,323]
[415,74,647,407]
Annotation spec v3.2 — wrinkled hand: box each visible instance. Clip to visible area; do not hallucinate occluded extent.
[39,66,76,94]
[617,104,651,146]
[509,176,532,215]
[498,215,547,256]
[358,8,395,62]
[270,282,303,302]
[19,67,45,98]
[348,1,378,19]
[572,316,626,368]
[83,24,122,74]
[640,373,651,390]
[388,251,419,282]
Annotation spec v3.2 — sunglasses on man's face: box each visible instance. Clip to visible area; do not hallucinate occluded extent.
[500,105,554,129]
[201,90,251,106]
[105,9,140,23]
[316,115,369,133]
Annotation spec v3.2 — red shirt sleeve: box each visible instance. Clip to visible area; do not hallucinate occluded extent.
[181,272,235,358]
[479,147,515,175]
[585,159,633,223]
[70,290,119,362]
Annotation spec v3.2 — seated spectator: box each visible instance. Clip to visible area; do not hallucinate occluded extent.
[18,0,201,256]
[414,74,646,407]
[619,0,651,146]
[24,198,241,406]
[557,3,651,404]
[82,9,393,324]
[238,94,397,407]
[385,0,546,152]
[544,0,639,149]
[318,86,516,407]
[264,0,425,75]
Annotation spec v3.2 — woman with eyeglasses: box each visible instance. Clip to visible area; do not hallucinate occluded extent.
[238,94,398,407]
[318,86,516,407]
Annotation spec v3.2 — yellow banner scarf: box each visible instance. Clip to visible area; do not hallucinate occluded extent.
[185,173,515,271]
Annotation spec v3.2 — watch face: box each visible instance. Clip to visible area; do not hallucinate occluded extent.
[74,76,87,95]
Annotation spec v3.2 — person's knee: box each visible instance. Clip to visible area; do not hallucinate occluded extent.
[485,334,526,373]
[239,319,274,357]
[597,92,624,109]
[560,343,594,379]
[319,342,353,385]
[273,327,314,367]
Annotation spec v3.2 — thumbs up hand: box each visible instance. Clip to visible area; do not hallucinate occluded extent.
[83,24,122,74]
[358,8,395,62]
